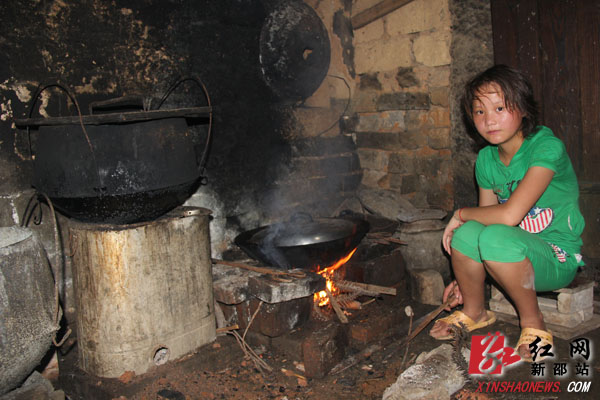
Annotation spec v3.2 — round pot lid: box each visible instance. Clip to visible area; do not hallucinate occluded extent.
[259,0,331,101]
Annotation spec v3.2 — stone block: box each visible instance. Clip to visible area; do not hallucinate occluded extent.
[388,152,415,174]
[429,87,450,107]
[397,220,450,279]
[292,107,341,136]
[357,148,390,171]
[248,271,325,303]
[357,187,418,222]
[556,281,594,313]
[293,154,357,179]
[354,18,384,43]
[397,208,447,223]
[356,131,426,152]
[302,321,348,378]
[413,31,451,67]
[220,297,313,338]
[354,36,412,74]
[386,0,449,35]
[343,171,363,191]
[254,297,313,337]
[409,269,444,305]
[348,306,403,346]
[352,90,378,112]
[359,73,383,90]
[376,92,430,111]
[418,65,451,87]
[422,108,451,129]
[398,174,420,194]
[271,326,309,361]
[212,264,258,304]
[360,170,388,187]
[344,247,406,288]
[427,127,451,149]
[490,282,594,328]
[291,135,356,157]
[395,67,419,88]
[355,111,406,132]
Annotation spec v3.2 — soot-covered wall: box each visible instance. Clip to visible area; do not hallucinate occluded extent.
[1,1,361,256]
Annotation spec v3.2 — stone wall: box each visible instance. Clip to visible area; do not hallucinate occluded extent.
[310,0,492,213]
[349,0,454,211]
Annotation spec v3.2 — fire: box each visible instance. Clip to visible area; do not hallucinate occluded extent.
[313,248,357,306]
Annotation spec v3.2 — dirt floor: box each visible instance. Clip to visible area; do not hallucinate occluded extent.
[52,290,600,400]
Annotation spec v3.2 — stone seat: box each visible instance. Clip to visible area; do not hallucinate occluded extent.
[489,276,595,329]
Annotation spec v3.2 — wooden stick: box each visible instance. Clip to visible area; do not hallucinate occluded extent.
[352,0,416,30]
[330,344,382,375]
[212,259,306,279]
[216,324,239,333]
[326,287,348,323]
[281,368,306,380]
[335,280,396,296]
[404,291,455,343]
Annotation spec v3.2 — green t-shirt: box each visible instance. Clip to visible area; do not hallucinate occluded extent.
[475,126,584,264]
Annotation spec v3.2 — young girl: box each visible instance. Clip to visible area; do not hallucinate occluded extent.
[429,65,585,361]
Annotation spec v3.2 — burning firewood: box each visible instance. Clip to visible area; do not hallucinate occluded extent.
[334,280,396,296]
[326,287,348,323]
[339,299,362,310]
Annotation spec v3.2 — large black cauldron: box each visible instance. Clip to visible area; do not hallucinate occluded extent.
[15,85,212,224]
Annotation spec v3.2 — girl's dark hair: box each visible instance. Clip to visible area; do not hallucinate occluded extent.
[462,64,539,137]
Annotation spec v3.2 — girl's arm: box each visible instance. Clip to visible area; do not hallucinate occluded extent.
[479,187,498,207]
[442,185,498,253]
[459,166,555,226]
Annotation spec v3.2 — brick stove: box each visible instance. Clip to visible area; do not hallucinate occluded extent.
[212,230,407,378]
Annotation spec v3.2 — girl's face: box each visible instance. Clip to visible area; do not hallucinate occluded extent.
[472,84,524,148]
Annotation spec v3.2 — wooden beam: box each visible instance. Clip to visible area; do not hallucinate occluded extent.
[351,0,416,30]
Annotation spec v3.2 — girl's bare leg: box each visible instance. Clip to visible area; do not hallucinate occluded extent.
[483,258,545,357]
[429,250,491,338]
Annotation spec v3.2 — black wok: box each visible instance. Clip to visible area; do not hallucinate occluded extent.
[234,214,369,271]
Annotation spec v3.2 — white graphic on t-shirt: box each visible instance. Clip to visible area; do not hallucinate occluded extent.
[519,206,553,233]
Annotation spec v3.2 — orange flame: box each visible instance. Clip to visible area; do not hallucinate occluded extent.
[313,248,357,306]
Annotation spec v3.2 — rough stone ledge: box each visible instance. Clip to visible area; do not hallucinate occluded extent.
[212,262,325,304]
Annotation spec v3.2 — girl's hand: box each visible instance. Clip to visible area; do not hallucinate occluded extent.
[443,280,463,311]
[442,210,463,254]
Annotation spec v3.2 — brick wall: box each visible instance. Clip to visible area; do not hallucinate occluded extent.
[296,0,456,212]
[350,0,453,210]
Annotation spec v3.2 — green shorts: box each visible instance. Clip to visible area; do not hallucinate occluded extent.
[451,221,577,292]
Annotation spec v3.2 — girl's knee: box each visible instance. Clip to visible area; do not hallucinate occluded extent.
[478,224,528,262]
[453,220,485,243]
[479,224,514,242]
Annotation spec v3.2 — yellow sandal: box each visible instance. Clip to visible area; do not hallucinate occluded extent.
[430,310,497,340]
[515,327,554,363]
